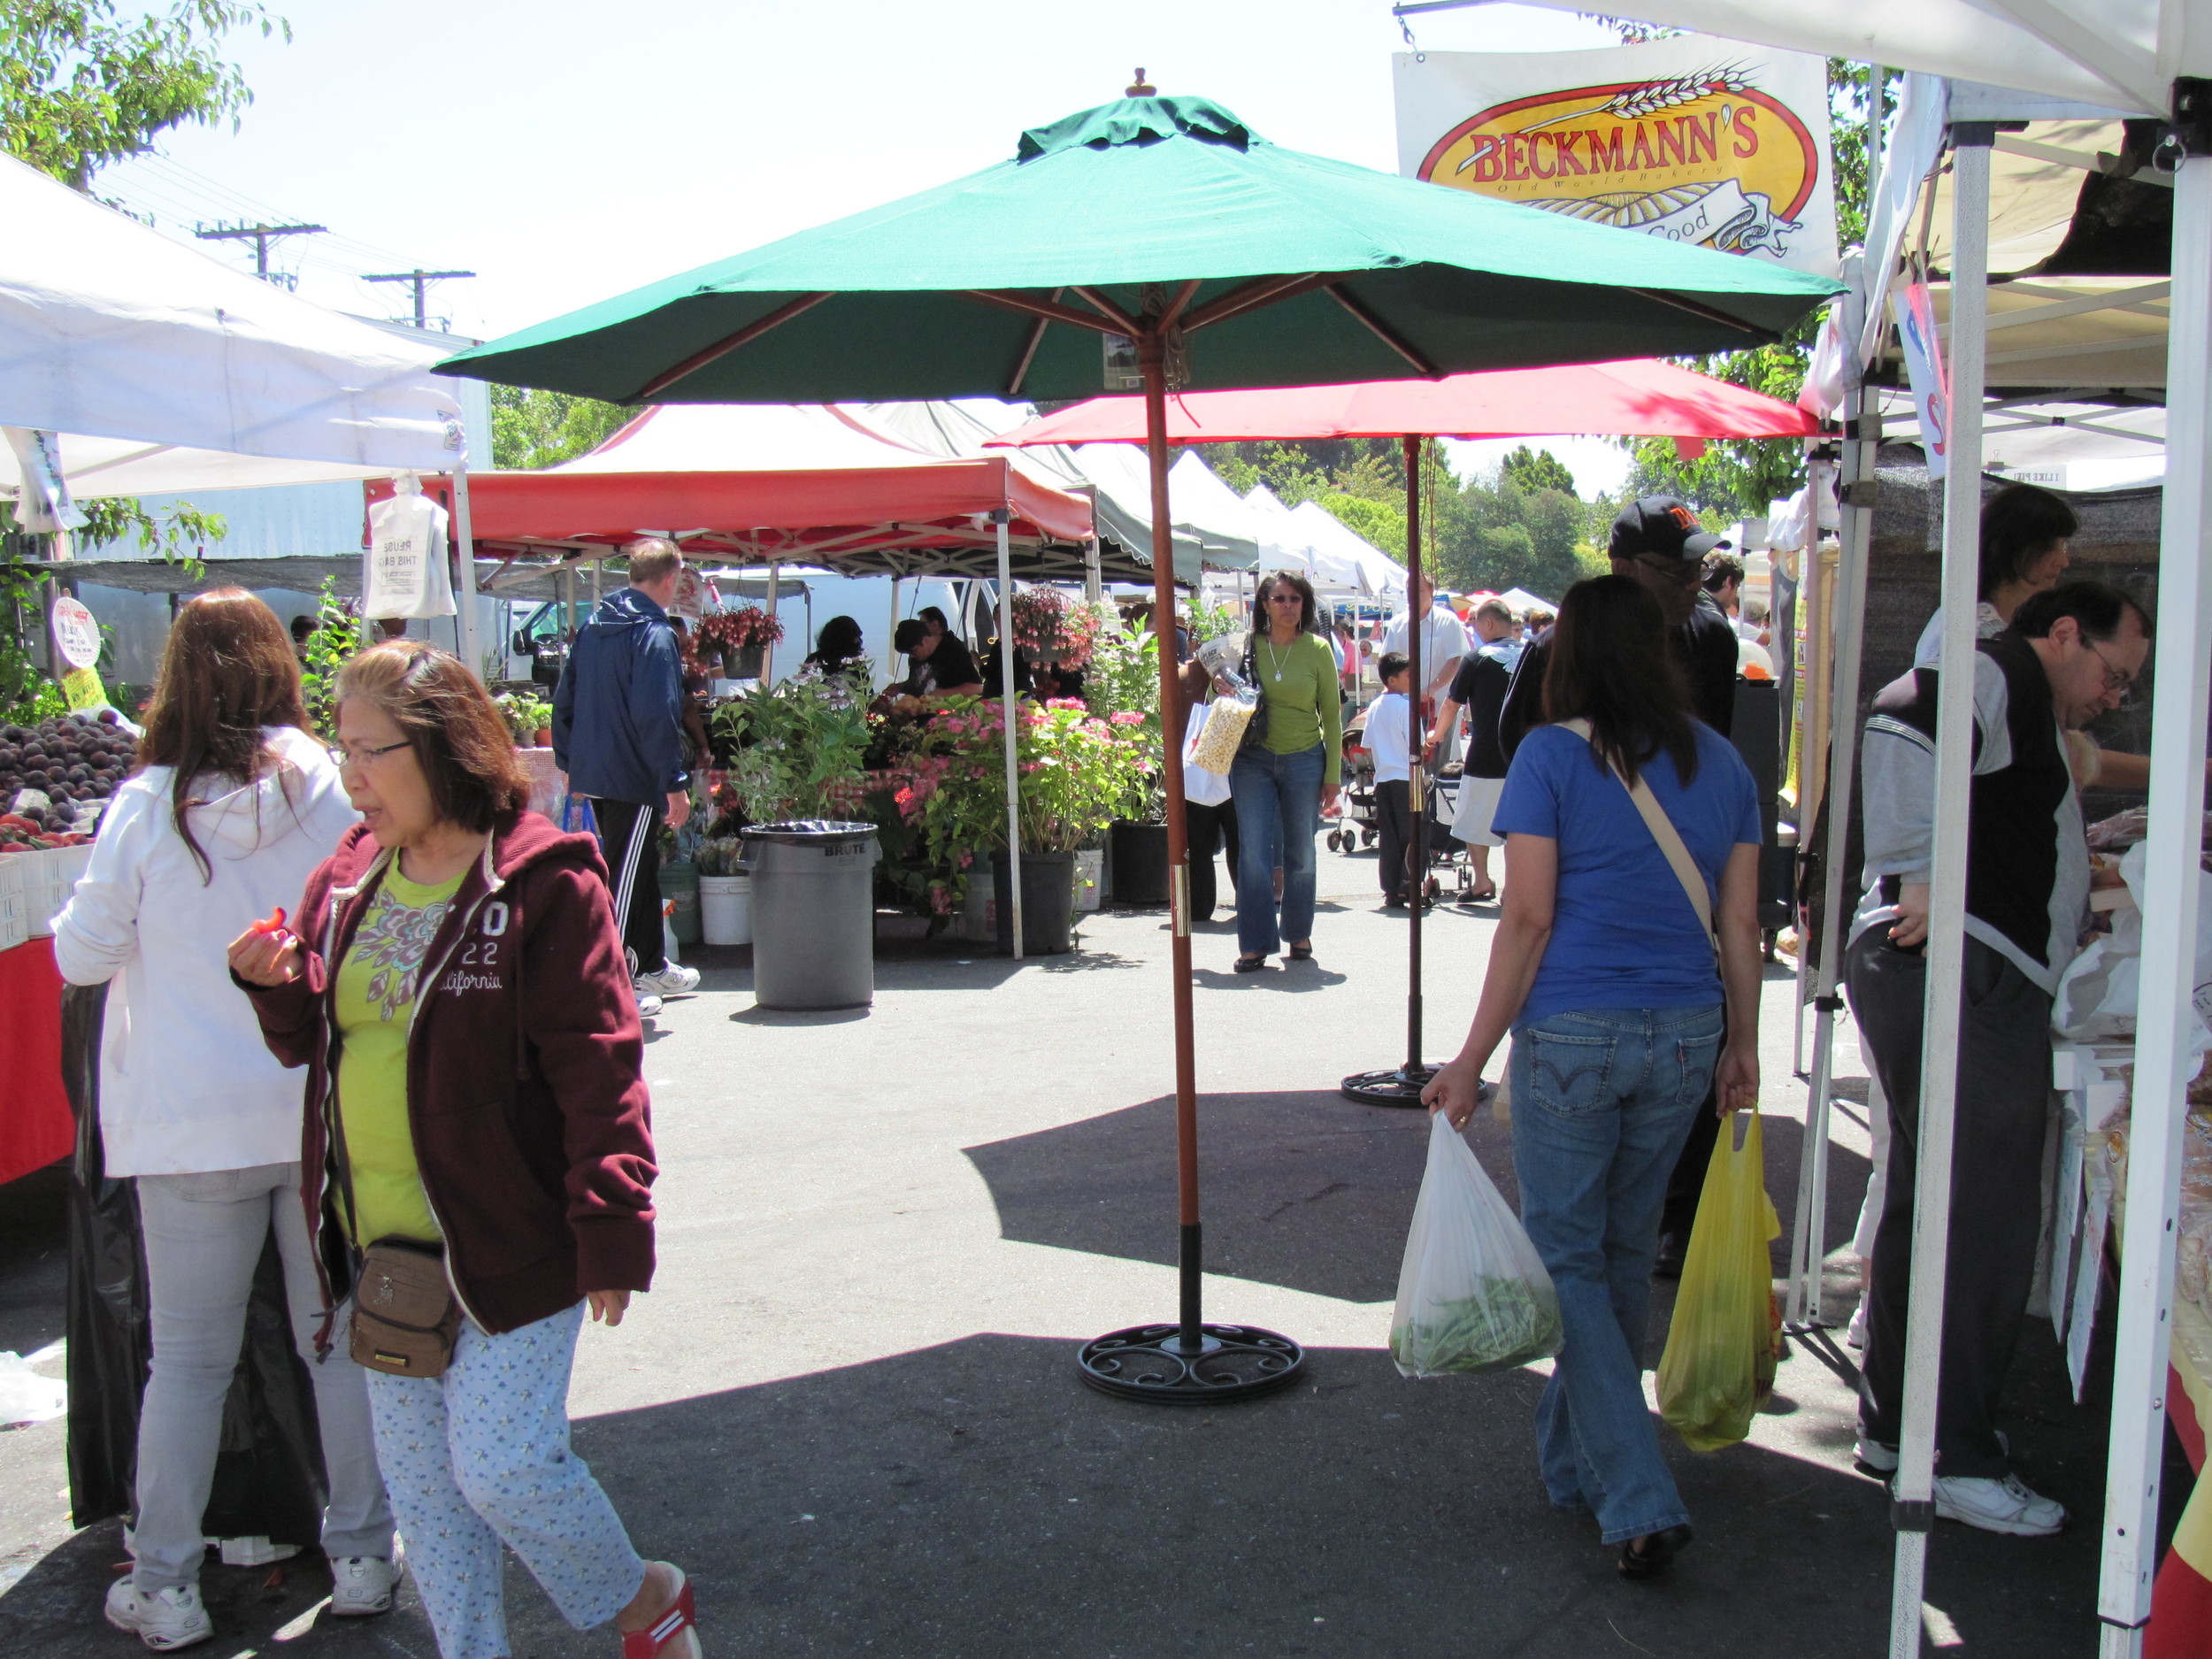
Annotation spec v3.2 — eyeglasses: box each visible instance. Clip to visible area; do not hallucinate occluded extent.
[2083,638,2139,705]
[1632,556,1704,587]
[327,740,410,770]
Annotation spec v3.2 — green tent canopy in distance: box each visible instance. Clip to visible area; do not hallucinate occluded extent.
[438,94,1842,404]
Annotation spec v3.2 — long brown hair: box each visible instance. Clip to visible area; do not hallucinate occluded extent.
[1254,570,1319,635]
[334,640,529,832]
[1542,574,1698,787]
[136,588,312,880]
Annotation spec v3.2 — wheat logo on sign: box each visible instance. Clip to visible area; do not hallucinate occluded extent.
[1417,62,1819,262]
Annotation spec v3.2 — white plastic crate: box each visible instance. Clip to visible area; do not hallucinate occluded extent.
[0,857,25,954]
[23,843,93,939]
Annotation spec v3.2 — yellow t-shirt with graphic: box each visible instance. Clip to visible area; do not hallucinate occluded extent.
[334,864,465,1246]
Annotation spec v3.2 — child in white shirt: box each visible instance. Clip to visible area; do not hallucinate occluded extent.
[1365,654,1417,905]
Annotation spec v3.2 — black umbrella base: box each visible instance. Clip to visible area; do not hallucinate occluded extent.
[1077,1323,1306,1403]
[1340,1062,1448,1109]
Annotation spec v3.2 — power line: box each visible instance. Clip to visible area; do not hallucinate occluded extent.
[194,219,326,287]
[362,267,476,330]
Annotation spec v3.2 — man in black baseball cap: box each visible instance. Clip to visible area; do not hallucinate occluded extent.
[1494,495,1745,1270]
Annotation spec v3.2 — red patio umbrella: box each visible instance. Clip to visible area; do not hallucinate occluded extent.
[995,358,1825,1107]
[986,357,1824,449]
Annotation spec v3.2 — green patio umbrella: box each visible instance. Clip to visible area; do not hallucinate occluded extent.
[441,80,1839,1403]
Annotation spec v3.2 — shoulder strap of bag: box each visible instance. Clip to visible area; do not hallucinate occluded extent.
[1558,718,1717,958]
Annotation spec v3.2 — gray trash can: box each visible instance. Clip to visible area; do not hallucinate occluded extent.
[737,820,880,1010]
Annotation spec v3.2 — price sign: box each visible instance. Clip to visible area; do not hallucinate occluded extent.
[50,596,100,669]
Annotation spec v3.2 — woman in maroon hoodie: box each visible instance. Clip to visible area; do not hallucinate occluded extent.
[228,640,700,1659]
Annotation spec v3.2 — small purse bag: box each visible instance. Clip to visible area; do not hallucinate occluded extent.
[331,1096,462,1378]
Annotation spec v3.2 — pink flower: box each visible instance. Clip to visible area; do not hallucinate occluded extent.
[1109,710,1144,726]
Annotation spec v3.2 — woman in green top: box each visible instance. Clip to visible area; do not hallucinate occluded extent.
[1228,571,1342,971]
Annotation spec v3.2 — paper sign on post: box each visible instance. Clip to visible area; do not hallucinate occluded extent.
[50,596,111,710]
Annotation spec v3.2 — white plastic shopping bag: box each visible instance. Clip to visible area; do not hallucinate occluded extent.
[1390,1110,1563,1378]
[1181,703,1233,807]
[362,474,457,620]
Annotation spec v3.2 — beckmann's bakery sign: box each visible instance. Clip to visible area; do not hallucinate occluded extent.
[1394,37,1839,279]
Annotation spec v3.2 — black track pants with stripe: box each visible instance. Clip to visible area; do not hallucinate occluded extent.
[587,795,664,977]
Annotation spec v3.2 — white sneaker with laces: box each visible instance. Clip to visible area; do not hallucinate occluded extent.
[329,1555,400,1617]
[104,1579,213,1651]
[1932,1472,2066,1537]
[634,989,664,1018]
[635,964,701,997]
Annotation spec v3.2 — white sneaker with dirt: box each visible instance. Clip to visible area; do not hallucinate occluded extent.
[635,964,700,997]
[104,1579,213,1651]
[329,1555,400,1617]
[1932,1472,2066,1537]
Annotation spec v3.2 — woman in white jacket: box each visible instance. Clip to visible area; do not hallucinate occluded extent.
[54,591,396,1654]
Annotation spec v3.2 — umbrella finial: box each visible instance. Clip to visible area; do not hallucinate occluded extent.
[1126,68,1156,96]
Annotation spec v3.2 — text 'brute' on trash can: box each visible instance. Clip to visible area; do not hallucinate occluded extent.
[737,820,880,1010]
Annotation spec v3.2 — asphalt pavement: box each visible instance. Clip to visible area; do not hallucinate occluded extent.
[0,856,2177,1657]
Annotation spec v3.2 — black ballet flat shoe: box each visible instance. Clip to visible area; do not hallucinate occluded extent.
[1617,1523,1694,1580]
[1287,943,1314,961]
[1233,954,1269,973]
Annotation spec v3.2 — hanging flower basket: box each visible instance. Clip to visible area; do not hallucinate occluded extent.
[1010,588,1102,668]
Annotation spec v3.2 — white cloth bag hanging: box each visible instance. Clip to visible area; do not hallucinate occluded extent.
[1181,703,1233,807]
[363,474,457,620]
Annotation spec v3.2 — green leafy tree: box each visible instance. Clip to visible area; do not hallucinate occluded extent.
[1,1,288,191]
[1500,444,1576,497]
[490,385,631,470]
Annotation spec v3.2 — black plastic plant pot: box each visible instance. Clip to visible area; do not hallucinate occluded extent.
[992,849,1077,955]
[1108,820,1169,906]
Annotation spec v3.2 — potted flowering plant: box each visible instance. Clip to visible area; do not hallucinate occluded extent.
[1010,587,1104,669]
[710,678,869,823]
[693,606,785,680]
[892,696,1149,952]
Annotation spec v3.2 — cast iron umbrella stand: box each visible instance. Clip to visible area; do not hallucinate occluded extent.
[1341,435,1454,1109]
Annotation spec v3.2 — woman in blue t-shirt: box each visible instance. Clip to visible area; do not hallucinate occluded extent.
[1423,574,1763,1582]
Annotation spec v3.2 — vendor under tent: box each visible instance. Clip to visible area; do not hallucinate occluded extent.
[1493,0,2211,1649]
[434,84,1838,1407]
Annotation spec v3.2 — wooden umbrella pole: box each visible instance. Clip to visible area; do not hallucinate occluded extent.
[1403,434,1425,1070]
[1141,326,1202,1348]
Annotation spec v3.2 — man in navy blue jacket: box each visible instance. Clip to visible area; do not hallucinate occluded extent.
[553,537,697,1011]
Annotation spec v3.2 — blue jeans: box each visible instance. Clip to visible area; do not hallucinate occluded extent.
[1228,742,1324,956]
[1509,1003,1723,1544]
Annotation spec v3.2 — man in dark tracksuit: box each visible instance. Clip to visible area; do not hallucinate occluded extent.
[1497,497,1740,1265]
[1845,580,2147,1536]
[552,537,696,1014]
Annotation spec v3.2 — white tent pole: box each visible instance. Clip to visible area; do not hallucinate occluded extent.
[1888,124,1991,1659]
[764,559,781,683]
[887,575,902,687]
[1789,382,1879,1328]
[451,464,482,681]
[2096,136,2212,1659]
[994,508,1023,960]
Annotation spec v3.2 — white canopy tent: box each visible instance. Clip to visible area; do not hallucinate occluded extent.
[1287,500,1407,601]
[0,148,480,662]
[1443,2,2208,1650]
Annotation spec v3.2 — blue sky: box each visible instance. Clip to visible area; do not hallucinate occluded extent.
[104,0,1633,493]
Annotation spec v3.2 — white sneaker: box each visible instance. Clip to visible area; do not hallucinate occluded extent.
[1932,1472,2067,1537]
[1847,1300,1869,1349]
[635,964,700,997]
[1855,1435,1898,1475]
[328,1555,400,1617]
[104,1580,213,1651]
[634,989,664,1018]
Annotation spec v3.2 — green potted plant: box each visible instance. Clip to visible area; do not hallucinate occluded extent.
[1081,611,1171,906]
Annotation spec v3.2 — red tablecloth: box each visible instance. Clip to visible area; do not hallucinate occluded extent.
[0,939,72,1185]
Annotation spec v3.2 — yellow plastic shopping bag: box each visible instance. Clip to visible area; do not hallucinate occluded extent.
[1655,1110,1783,1451]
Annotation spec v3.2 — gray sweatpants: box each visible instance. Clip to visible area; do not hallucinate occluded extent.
[132,1163,394,1591]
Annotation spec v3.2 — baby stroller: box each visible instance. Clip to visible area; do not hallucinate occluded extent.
[1329,708,1379,854]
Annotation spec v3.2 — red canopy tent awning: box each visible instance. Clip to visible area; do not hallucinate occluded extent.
[986,357,1825,450]
[368,454,1090,565]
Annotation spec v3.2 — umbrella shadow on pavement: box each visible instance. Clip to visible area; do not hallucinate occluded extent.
[964,1090,1480,1304]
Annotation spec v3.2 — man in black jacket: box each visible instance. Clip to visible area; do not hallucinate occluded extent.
[1496,496,1740,1266]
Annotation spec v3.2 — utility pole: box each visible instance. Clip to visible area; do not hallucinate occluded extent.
[363,268,476,330]
[195,220,326,288]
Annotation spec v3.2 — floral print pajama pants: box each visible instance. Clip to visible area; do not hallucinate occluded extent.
[364,1302,644,1659]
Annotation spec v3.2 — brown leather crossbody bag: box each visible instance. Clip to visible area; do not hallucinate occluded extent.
[330,1086,461,1377]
